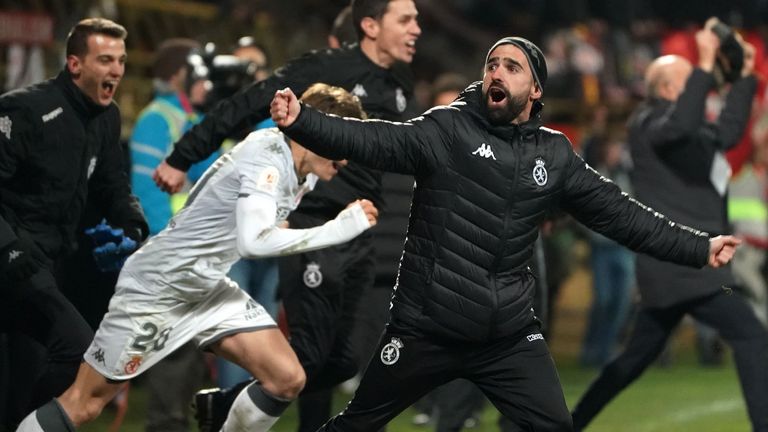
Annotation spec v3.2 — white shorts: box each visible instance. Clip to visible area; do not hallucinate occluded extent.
[84,274,276,380]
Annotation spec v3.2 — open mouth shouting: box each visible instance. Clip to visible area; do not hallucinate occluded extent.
[101,79,119,101]
[487,85,508,107]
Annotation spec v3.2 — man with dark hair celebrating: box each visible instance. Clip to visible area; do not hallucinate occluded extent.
[162,1,422,431]
[0,17,147,428]
[270,36,742,431]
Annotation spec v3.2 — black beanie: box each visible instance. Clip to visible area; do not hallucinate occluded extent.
[486,37,547,92]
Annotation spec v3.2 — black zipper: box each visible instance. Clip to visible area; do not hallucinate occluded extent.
[487,132,521,339]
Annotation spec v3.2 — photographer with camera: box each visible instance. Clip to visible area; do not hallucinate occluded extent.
[571,18,768,431]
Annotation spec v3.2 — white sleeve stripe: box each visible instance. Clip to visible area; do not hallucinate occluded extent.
[130,142,166,159]
[132,165,155,176]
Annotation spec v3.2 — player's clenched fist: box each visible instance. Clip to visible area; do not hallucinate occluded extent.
[349,199,378,227]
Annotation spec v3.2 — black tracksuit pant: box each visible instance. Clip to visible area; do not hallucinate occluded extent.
[280,217,389,432]
[319,323,573,432]
[1,267,92,427]
[572,291,768,431]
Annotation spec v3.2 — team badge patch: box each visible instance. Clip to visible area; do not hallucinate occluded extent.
[380,337,404,365]
[124,355,143,374]
[533,157,548,186]
[396,87,407,113]
[256,166,280,194]
[303,262,322,288]
[0,116,11,140]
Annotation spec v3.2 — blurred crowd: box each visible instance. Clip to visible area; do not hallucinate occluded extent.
[4,0,768,430]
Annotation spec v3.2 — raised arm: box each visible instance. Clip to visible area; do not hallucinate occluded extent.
[560,145,733,268]
[154,55,325,192]
[236,194,377,258]
[271,87,449,175]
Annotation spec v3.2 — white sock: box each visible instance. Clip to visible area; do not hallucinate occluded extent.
[15,414,44,432]
[221,382,291,432]
[16,399,75,431]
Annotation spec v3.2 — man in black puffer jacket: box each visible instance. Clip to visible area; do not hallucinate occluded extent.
[271,37,740,432]
[0,18,147,428]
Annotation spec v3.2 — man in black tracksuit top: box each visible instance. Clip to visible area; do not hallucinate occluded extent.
[270,37,742,432]
[159,1,422,431]
[0,19,147,427]
[571,24,768,431]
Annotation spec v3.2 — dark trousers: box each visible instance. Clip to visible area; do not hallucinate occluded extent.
[0,268,92,427]
[319,324,572,432]
[572,291,768,431]
[281,230,388,432]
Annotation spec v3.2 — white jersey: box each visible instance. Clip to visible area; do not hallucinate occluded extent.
[83,128,371,380]
[123,128,315,296]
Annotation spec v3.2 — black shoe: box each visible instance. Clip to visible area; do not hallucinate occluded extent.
[193,387,228,432]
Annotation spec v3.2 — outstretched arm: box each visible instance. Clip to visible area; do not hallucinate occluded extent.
[236,194,378,258]
[271,87,449,175]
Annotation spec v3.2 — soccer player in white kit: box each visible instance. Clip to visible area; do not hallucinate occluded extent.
[16,83,378,432]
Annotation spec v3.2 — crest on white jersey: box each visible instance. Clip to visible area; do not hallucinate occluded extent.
[256,166,280,195]
[380,337,403,365]
[0,116,11,140]
[533,157,548,186]
[396,87,407,113]
[303,262,322,288]
[352,84,368,98]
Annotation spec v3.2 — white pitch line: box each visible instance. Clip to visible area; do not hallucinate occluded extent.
[636,398,742,432]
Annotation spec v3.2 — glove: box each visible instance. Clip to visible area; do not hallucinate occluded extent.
[91,236,138,272]
[85,218,125,246]
[0,237,44,282]
[85,219,139,272]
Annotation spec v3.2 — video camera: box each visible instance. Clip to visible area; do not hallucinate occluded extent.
[188,42,257,111]
[709,19,744,84]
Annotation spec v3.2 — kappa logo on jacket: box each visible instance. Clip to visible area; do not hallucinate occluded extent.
[7,249,22,263]
[471,143,497,160]
[351,84,368,98]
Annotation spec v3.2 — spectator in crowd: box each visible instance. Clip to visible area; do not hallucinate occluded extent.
[233,37,271,82]
[579,109,635,368]
[571,20,768,431]
[728,111,768,327]
[15,84,378,432]
[327,5,356,49]
[0,18,148,429]
[170,2,422,431]
[270,35,740,432]
[129,38,217,432]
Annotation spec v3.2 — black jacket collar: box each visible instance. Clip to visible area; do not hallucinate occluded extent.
[54,68,109,122]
